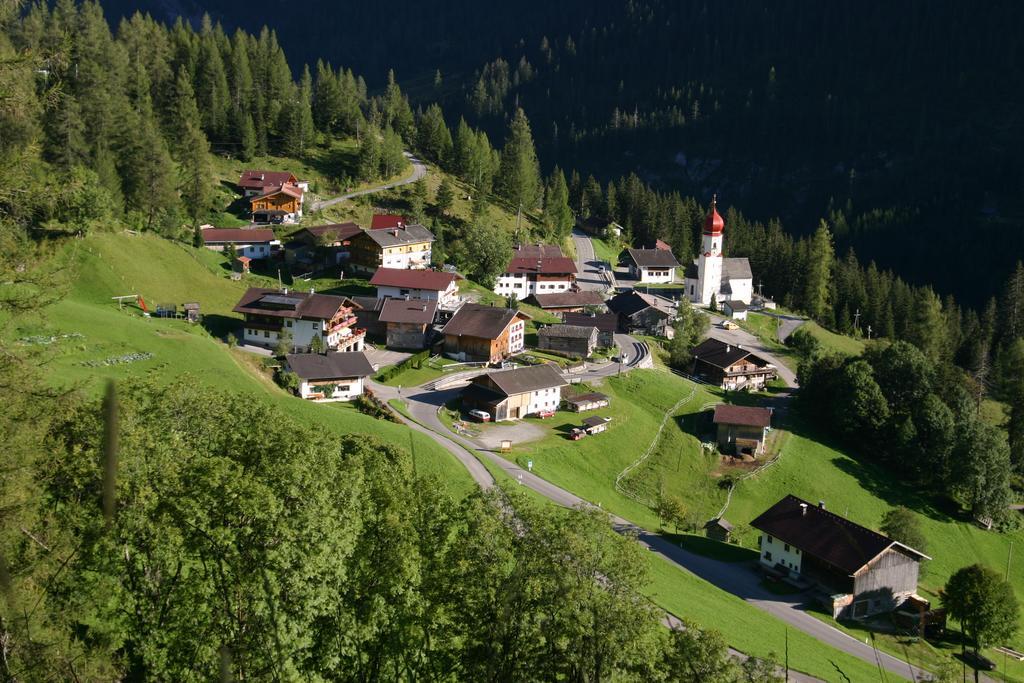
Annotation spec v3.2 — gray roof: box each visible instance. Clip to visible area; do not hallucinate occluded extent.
[286,351,375,380]
[627,248,681,269]
[442,303,530,339]
[564,392,608,405]
[474,364,568,397]
[361,223,434,247]
[723,257,752,280]
[526,291,606,309]
[582,416,611,428]
[539,324,598,340]
[724,300,748,312]
[379,297,438,324]
[563,312,618,332]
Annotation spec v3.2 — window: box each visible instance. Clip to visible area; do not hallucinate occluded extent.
[784,543,790,552]
[286,320,293,328]
[263,330,269,338]
[338,385,350,392]
[764,551,772,562]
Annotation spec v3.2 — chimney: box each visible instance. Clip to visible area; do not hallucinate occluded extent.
[725,344,731,353]
[392,228,399,237]
[818,500,826,509]
[799,503,808,516]
[310,287,315,294]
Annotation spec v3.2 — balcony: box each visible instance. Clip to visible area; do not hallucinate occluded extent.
[327,316,357,334]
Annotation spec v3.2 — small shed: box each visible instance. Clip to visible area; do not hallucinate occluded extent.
[713,404,773,457]
[183,302,201,323]
[582,416,612,435]
[563,392,610,412]
[234,255,252,273]
[723,299,748,320]
[704,517,734,542]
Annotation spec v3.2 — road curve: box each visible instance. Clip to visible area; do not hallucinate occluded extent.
[311,152,427,212]
[572,228,613,292]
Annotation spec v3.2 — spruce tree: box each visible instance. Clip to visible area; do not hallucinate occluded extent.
[379,126,407,178]
[172,68,212,227]
[416,103,452,165]
[196,16,230,140]
[542,167,573,241]
[435,177,455,216]
[496,108,542,211]
[803,220,834,320]
[357,125,381,181]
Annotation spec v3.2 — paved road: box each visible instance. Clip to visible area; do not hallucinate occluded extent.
[760,311,807,343]
[704,310,799,388]
[373,376,934,682]
[572,228,613,292]
[311,152,427,212]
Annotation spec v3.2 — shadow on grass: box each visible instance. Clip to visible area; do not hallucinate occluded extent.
[662,533,759,563]
[200,314,241,340]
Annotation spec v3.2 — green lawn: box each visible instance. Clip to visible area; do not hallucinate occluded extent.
[589,236,624,265]
[801,320,866,356]
[376,357,457,387]
[740,312,784,347]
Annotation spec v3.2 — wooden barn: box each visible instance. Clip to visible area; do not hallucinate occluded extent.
[751,495,930,620]
[538,324,599,358]
[713,404,772,456]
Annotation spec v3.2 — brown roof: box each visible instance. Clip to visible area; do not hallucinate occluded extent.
[441,303,530,340]
[514,244,565,259]
[539,324,598,340]
[474,364,567,396]
[250,183,304,201]
[750,495,929,575]
[506,256,578,275]
[202,228,277,244]
[526,291,606,309]
[564,392,608,405]
[606,291,674,318]
[691,338,770,370]
[233,287,349,321]
[627,248,681,269]
[713,404,773,427]
[238,170,297,190]
[563,312,618,332]
[370,268,460,290]
[299,223,362,242]
[378,298,438,325]
[286,351,375,380]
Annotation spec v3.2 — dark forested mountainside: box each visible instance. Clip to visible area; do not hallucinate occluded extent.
[101,0,1024,306]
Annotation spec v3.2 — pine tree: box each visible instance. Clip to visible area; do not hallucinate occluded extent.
[379,126,407,178]
[282,68,315,157]
[313,60,344,133]
[999,261,1024,343]
[357,125,381,181]
[196,16,230,140]
[1004,339,1024,473]
[172,68,212,227]
[542,167,573,241]
[382,69,414,141]
[44,92,88,172]
[803,220,834,320]
[435,177,454,216]
[416,103,453,165]
[496,108,542,211]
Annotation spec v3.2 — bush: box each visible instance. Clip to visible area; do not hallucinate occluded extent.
[354,388,401,422]
[226,332,238,348]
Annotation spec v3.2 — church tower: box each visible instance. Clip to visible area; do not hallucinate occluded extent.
[696,195,724,306]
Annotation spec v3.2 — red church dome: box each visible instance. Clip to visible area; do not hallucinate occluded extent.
[704,195,724,235]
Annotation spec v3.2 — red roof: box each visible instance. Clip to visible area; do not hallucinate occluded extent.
[369,268,460,290]
[201,228,277,244]
[238,170,297,191]
[506,256,578,275]
[655,238,672,251]
[370,214,408,230]
[704,195,724,235]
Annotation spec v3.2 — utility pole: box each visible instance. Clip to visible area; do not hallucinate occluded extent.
[866,324,872,340]
[516,203,522,244]
[853,308,861,332]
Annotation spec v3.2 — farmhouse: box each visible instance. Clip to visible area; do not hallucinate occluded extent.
[440,303,530,363]
[370,268,461,309]
[378,298,438,350]
[713,403,773,456]
[562,311,617,348]
[684,197,754,305]
[462,364,567,421]
[347,223,434,272]
[751,495,930,620]
[525,290,606,314]
[493,244,578,299]
[285,351,375,402]
[563,391,609,412]
[538,324,599,358]
[607,291,676,337]
[201,228,280,260]
[250,183,305,224]
[690,338,777,390]
[626,247,681,284]
[238,170,304,197]
[233,287,365,353]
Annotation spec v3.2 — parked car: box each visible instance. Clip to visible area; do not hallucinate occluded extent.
[720,320,739,330]
[535,409,556,419]
[467,409,491,422]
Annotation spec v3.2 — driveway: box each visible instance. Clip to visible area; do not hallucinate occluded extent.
[310,152,427,212]
[364,347,412,369]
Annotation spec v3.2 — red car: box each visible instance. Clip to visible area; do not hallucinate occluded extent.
[535,410,556,419]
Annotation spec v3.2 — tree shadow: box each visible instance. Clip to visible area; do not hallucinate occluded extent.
[200,314,241,340]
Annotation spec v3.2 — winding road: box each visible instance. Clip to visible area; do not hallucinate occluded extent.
[572,228,614,292]
[310,152,427,212]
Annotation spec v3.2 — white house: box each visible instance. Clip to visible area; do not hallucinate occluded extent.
[462,364,568,421]
[626,248,681,284]
[285,351,376,402]
[684,197,754,306]
[369,268,462,309]
[201,228,280,260]
[233,287,365,353]
[493,245,577,300]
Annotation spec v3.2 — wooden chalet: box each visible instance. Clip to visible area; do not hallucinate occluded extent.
[233,287,365,353]
[440,303,530,363]
[538,324,599,358]
[713,404,772,457]
[378,298,438,350]
[690,338,776,390]
[752,495,930,620]
[250,183,304,224]
[607,291,675,337]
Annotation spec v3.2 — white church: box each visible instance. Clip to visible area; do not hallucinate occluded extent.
[684,197,753,307]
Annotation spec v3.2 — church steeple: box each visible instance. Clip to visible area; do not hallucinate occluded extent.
[704,194,725,235]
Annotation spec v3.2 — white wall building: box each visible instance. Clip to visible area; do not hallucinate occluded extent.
[493,245,577,299]
[201,228,280,260]
[684,197,754,306]
[370,268,462,309]
[286,352,375,402]
[626,248,681,284]
[234,288,365,353]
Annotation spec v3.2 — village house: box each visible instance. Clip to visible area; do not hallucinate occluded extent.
[347,223,435,273]
[563,391,610,412]
[606,291,676,337]
[347,296,386,342]
[440,303,530,363]
[752,495,930,620]
[233,287,365,353]
[626,247,681,284]
[288,223,362,265]
[238,170,306,197]
[370,213,409,230]
[493,245,578,299]
[462,364,567,421]
[562,311,617,348]
[285,351,375,402]
[249,183,306,224]
[538,324,599,358]
[684,197,754,306]
[370,268,461,310]
[524,290,606,314]
[201,228,280,260]
[378,298,438,350]
[690,338,777,390]
[713,403,773,457]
